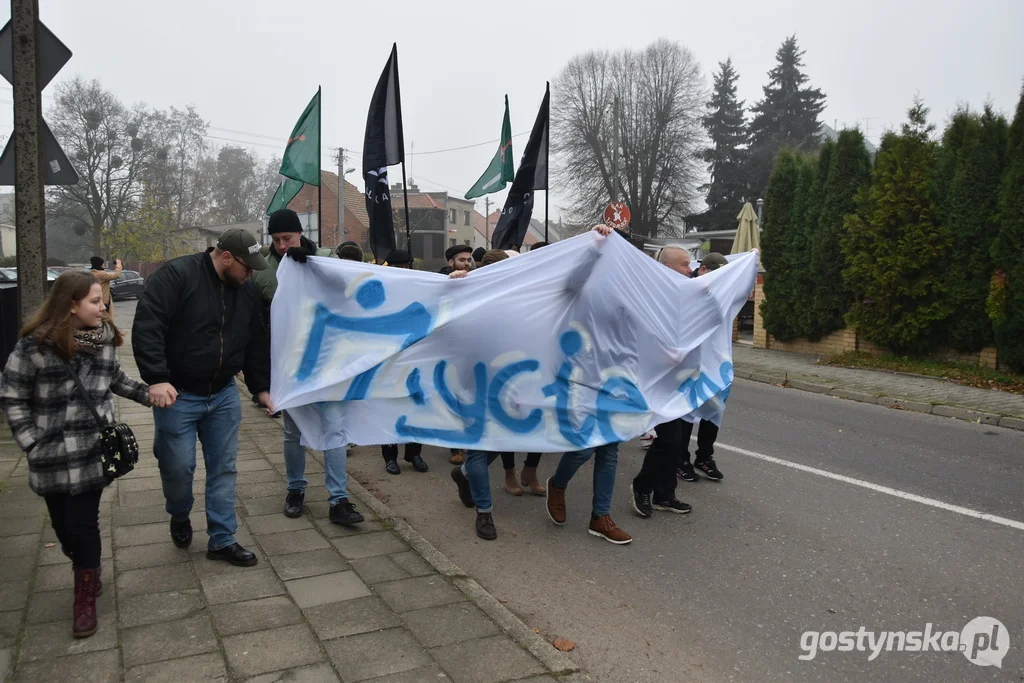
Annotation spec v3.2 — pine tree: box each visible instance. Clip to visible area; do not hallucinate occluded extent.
[747,36,827,199]
[787,154,819,338]
[699,58,749,231]
[992,85,1024,372]
[939,106,1009,351]
[841,100,950,354]
[760,150,804,340]
[808,129,871,339]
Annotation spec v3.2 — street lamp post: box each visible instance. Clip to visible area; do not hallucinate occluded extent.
[756,198,764,230]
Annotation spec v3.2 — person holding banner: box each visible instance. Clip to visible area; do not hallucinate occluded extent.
[631,251,729,518]
[251,210,365,526]
[379,249,431,475]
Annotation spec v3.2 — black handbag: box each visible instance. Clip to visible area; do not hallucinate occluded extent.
[63,360,140,480]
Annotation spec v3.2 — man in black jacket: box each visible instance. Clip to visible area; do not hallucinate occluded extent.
[133,228,271,567]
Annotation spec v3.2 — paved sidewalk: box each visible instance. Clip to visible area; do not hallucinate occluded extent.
[732,344,1024,430]
[0,341,579,682]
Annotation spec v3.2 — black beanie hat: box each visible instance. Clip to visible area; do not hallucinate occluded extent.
[90,256,105,270]
[472,247,487,262]
[268,209,303,235]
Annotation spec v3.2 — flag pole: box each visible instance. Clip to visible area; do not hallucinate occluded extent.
[401,162,411,253]
[317,86,323,247]
[544,81,550,243]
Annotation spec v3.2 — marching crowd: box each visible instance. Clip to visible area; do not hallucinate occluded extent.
[0,207,733,640]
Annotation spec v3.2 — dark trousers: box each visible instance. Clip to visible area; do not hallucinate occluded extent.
[381,443,423,463]
[43,488,103,569]
[678,419,719,467]
[634,420,684,501]
[500,452,541,470]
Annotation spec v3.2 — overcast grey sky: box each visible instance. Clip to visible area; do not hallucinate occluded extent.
[3,0,1023,218]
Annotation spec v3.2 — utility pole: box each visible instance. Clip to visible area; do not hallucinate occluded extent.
[337,147,345,243]
[484,197,491,246]
[611,95,620,204]
[11,0,46,323]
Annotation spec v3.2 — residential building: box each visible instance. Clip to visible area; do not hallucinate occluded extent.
[281,171,371,250]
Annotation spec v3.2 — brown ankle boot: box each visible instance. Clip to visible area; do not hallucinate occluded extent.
[504,469,523,496]
[72,567,98,638]
[520,467,546,495]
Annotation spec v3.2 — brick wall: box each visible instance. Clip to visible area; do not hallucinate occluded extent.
[752,275,1000,368]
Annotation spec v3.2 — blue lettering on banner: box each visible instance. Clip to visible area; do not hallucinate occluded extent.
[677,361,735,409]
[541,330,596,448]
[396,361,488,444]
[487,360,543,433]
[406,368,426,406]
[295,282,434,395]
[595,377,648,442]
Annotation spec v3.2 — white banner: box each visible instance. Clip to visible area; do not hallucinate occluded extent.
[270,232,757,451]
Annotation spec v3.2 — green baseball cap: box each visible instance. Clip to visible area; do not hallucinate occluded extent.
[216,228,269,271]
[699,252,728,271]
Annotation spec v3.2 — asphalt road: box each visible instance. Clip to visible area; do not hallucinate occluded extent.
[117,298,1024,682]
[344,379,1024,683]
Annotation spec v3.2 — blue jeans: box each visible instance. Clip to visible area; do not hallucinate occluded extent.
[153,384,241,551]
[283,410,349,504]
[552,442,620,517]
[462,450,500,513]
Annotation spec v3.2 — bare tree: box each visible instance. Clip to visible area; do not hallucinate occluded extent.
[208,146,282,223]
[46,77,156,254]
[145,106,210,238]
[552,39,706,238]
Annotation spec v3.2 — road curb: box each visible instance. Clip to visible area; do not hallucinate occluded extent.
[346,477,580,676]
[734,364,1024,433]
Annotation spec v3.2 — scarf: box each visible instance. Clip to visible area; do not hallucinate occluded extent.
[74,323,115,355]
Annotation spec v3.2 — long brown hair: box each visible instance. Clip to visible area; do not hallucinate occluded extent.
[20,271,123,358]
[480,249,509,267]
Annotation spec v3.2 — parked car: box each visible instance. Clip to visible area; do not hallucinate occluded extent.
[110,270,145,300]
[0,268,60,281]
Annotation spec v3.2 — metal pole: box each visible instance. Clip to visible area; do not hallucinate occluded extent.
[612,95,619,204]
[544,82,550,243]
[400,163,411,254]
[485,197,490,244]
[11,0,46,324]
[316,85,322,247]
[337,147,345,243]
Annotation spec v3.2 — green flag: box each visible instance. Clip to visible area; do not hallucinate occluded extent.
[280,90,321,185]
[465,95,514,199]
[266,177,304,215]
[267,89,321,215]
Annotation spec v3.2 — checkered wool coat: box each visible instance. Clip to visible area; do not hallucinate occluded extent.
[0,335,150,495]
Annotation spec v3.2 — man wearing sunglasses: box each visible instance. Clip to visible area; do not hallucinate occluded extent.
[133,228,272,568]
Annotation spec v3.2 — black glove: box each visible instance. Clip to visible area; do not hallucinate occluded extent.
[286,246,310,264]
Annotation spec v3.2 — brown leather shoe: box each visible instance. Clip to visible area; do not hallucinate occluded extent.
[520,466,546,495]
[588,515,633,545]
[449,449,464,465]
[72,567,99,638]
[504,468,523,496]
[545,478,566,525]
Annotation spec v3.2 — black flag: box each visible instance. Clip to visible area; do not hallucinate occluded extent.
[492,84,549,250]
[363,43,405,263]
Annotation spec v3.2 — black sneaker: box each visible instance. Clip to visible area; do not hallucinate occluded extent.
[630,483,653,518]
[677,462,698,482]
[169,518,192,548]
[329,499,364,526]
[405,454,429,472]
[475,512,497,540]
[451,467,475,508]
[283,489,304,518]
[206,542,258,567]
[694,457,723,481]
[652,498,693,514]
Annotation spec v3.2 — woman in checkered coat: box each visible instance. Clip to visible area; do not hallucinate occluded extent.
[0,271,153,639]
